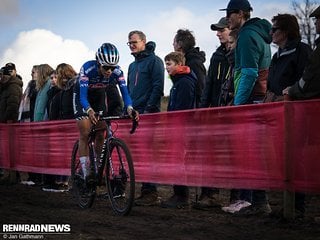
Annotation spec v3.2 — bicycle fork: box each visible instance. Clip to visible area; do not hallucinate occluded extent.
[107,139,128,183]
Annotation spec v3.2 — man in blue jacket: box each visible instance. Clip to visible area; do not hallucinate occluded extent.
[127,30,165,206]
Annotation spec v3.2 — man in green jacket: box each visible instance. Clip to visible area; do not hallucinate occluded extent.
[220,0,272,216]
[222,0,272,105]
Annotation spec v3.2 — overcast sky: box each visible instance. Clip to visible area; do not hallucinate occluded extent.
[0,0,313,95]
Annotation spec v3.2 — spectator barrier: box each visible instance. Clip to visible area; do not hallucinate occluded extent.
[0,100,320,193]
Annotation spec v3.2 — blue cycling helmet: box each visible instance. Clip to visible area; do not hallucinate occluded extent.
[96,43,119,66]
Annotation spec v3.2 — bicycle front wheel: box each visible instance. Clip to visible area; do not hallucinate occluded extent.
[106,138,135,216]
[70,140,96,208]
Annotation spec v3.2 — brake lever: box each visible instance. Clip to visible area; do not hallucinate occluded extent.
[130,111,139,134]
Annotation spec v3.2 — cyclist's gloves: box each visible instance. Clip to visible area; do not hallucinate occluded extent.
[110,67,123,82]
[127,106,139,122]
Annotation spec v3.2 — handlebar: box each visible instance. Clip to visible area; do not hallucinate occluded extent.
[98,112,139,134]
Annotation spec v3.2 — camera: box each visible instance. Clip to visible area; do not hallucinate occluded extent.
[0,66,11,76]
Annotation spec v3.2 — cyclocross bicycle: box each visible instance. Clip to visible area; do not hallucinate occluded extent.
[70,113,138,215]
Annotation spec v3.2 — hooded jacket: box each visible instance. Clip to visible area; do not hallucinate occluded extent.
[0,75,23,122]
[34,79,51,121]
[127,41,164,113]
[167,65,197,111]
[18,80,38,122]
[200,44,230,107]
[234,17,272,105]
[268,40,312,96]
[184,47,206,107]
[289,37,320,99]
[49,78,76,120]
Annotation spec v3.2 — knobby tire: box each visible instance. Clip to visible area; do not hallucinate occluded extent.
[106,138,135,216]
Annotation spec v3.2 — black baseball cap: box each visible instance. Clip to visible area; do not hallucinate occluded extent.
[0,66,11,76]
[220,0,253,11]
[211,17,229,31]
[5,62,16,71]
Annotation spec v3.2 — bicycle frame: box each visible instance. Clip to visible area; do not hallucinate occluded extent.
[87,115,136,185]
[71,113,137,214]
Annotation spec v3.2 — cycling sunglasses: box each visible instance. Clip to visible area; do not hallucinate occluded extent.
[101,65,116,71]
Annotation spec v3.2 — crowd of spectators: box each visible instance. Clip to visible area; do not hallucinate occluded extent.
[0,0,320,220]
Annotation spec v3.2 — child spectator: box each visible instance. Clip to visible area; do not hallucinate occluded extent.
[160,51,197,208]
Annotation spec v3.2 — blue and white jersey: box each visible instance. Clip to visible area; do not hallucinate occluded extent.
[77,60,132,111]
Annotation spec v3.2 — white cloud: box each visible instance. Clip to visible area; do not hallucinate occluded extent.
[137,7,223,96]
[0,3,294,96]
[0,29,94,90]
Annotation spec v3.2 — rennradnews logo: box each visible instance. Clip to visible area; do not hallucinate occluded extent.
[2,224,71,238]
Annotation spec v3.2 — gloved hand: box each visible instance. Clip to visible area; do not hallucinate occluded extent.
[111,67,123,78]
[109,67,124,85]
[127,106,139,121]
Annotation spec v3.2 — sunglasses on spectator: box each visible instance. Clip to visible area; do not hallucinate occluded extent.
[101,65,116,71]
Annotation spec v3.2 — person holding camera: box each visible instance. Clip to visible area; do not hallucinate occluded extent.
[0,63,23,123]
[0,63,23,182]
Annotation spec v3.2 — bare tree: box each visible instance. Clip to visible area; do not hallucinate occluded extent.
[292,0,318,49]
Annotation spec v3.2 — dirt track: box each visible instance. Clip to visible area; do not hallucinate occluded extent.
[1,182,320,240]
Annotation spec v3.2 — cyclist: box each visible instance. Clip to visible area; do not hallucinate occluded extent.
[73,43,138,178]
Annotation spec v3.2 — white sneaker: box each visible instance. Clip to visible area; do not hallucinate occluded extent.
[20,180,35,186]
[221,200,251,214]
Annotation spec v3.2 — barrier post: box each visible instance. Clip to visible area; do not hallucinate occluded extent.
[283,100,295,220]
[8,125,18,184]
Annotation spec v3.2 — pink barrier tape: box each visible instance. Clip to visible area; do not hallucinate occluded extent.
[1,100,320,193]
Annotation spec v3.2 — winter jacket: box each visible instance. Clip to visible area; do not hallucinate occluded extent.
[219,48,235,106]
[167,66,197,111]
[18,80,37,122]
[185,47,206,107]
[289,37,320,99]
[234,18,272,105]
[268,40,312,96]
[0,75,23,123]
[34,79,51,121]
[127,41,164,114]
[50,78,76,120]
[47,85,61,120]
[200,44,230,107]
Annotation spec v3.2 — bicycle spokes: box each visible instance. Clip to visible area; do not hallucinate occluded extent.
[106,139,135,215]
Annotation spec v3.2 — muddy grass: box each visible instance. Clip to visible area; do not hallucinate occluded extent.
[0,180,320,240]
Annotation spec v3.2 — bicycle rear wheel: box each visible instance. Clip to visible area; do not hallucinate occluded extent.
[106,138,135,215]
[70,140,96,208]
